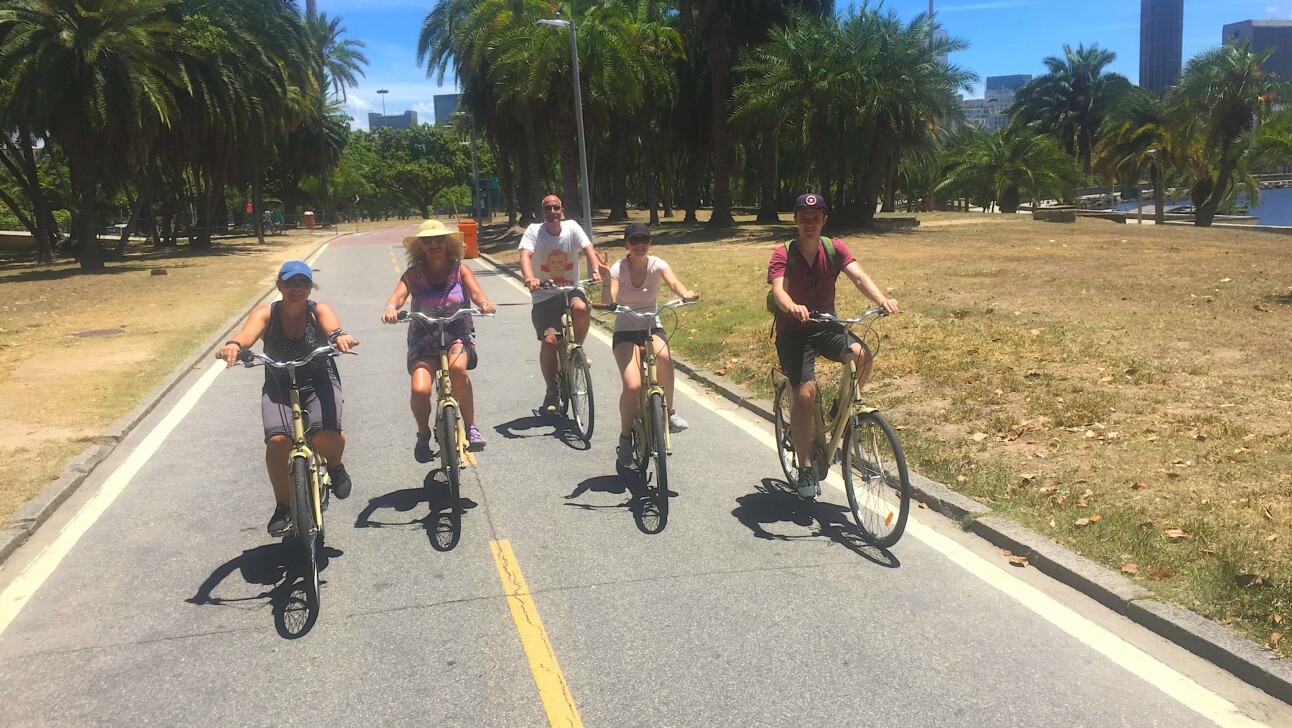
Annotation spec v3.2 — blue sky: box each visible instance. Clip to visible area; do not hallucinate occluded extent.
[318,0,1292,129]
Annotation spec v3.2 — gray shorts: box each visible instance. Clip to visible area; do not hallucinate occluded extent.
[530,291,588,340]
[261,369,344,441]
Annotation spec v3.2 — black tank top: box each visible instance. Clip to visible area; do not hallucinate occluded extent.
[262,301,335,387]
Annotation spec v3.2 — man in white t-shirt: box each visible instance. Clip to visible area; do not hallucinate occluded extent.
[518,194,603,412]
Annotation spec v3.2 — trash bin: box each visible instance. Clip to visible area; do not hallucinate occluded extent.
[459,219,479,259]
[302,210,315,230]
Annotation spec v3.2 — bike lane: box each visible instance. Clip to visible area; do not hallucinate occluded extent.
[0,224,1285,727]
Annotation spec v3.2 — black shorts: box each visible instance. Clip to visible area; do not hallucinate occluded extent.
[531,290,589,340]
[612,328,665,348]
[261,368,343,441]
[775,322,864,388]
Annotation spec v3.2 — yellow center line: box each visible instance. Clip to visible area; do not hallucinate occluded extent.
[489,539,583,728]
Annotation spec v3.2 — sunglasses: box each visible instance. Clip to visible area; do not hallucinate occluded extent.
[627,236,650,244]
[543,204,562,211]
[282,276,312,288]
[420,237,446,245]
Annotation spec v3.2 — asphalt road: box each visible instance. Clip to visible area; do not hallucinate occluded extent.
[1,224,1289,727]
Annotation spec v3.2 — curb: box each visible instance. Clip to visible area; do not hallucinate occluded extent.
[0,233,346,564]
[478,250,1292,704]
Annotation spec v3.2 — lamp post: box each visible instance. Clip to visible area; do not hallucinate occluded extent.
[454,110,480,222]
[1147,148,1162,225]
[537,15,593,239]
[377,88,388,118]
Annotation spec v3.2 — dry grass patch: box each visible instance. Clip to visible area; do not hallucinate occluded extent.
[665,213,1292,656]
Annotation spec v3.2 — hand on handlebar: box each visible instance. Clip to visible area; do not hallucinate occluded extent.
[333,334,359,353]
[681,290,700,303]
[879,297,899,315]
[217,344,241,368]
[787,302,811,323]
[477,299,496,315]
[381,307,401,324]
[524,276,541,291]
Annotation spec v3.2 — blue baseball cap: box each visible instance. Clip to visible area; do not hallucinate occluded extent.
[278,261,313,281]
[794,193,828,212]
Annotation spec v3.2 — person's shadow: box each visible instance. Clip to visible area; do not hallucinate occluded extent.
[355,470,478,551]
[565,463,668,534]
[187,540,343,639]
[495,413,591,451]
[731,478,899,568]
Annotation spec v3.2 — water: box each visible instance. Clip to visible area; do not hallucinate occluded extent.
[1115,186,1292,226]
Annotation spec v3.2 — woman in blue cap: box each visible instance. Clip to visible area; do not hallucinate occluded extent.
[218,260,358,537]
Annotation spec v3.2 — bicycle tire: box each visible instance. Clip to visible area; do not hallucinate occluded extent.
[568,348,594,442]
[439,403,462,509]
[648,392,669,525]
[290,455,321,610]
[772,377,799,486]
[842,411,911,548]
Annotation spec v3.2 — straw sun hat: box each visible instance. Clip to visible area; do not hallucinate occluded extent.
[403,219,463,263]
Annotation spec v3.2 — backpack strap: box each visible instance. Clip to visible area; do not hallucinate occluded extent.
[785,236,840,278]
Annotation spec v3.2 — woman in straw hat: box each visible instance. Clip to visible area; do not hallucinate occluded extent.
[382,220,495,461]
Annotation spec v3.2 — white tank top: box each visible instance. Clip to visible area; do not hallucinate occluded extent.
[611,255,669,331]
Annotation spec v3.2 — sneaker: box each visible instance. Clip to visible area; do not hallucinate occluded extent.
[668,410,689,432]
[329,463,352,499]
[617,435,634,467]
[414,432,433,463]
[795,468,819,500]
[468,425,486,451]
[267,503,291,537]
[541,391,560,414]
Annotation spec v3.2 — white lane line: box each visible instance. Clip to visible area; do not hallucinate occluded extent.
[306,243,330,266]
[0,361,226,637]
[674,375,1265,728]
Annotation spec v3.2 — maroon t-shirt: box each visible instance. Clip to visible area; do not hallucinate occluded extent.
[767,238,856,331]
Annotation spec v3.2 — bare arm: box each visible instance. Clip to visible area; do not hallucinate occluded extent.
[459,265,495,314]
[842,261,899,314]
[604,269,619,306]
[217,305,271,367]
[519,249,539,290]
[315,302,358,352]
[661,265,698,303]
[771,276,809,323]
[382,276,411,323]
[582,243,602,283]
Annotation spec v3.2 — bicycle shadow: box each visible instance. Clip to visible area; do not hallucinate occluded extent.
[564,464,668,535]
[354,471,478,552]
[494,413,591,451]
[187,541,343,639]
[731,478,899,568]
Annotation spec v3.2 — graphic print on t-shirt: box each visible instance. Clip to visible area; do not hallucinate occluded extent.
[539,249,574,285]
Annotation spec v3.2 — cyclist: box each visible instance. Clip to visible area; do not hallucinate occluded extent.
[382,219,496,462]
[217,261,358,536]
[518,194,602,413]
[768,193,899,499]
[599,222,699,467]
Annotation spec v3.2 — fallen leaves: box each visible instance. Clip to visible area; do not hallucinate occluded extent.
[1074,516,1102,527]
[1122,563,1139,575]
[1131,481,1147,490]
[1235,574,1272,589]
[1164,528,1191,540]
[970,432,988,442]
[1009,555,1029,567]
[1272,632,1283,646]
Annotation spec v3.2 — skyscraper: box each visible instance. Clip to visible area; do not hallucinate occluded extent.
[1139,0,1183,95]
[1223,21,1292,80]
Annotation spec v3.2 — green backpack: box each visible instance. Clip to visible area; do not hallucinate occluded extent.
[766,236,840,315]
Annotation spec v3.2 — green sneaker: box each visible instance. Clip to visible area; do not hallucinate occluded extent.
[796,467,819,500]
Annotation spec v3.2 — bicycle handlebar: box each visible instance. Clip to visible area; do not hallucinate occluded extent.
[809,308,889,326]
[239,344,351,369]
[395,307,490,326]
[538,278,598,292]
[603,299,697,318]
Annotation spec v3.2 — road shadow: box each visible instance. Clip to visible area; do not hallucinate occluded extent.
[354,470,478,552]
[731,478,899,568]
[186,540,343,639]
[565,463,667,534]
[494,413,591,451]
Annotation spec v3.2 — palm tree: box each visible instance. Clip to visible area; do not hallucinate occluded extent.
[0,0,188,270]
[938,128,1082,213]
[306,12,367,226]
[1009,44,1132,177]
[1094,89,1172,223]
[1166,40,1286,226]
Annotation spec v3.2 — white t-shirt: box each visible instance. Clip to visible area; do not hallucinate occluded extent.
[610,255,669,332]
[519,220,592,303]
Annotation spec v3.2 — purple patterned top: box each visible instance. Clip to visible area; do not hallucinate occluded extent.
[404,263,475,373]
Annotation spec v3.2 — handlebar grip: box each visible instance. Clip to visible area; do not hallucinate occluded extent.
[237,349,252,364]
[397,310,408,321]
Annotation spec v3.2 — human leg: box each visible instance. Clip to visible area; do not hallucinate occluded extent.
[410,360,435,462]
[571,295,591,344]
[613,340,642,437]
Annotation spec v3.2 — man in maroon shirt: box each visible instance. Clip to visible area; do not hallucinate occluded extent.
[768,193,900,499]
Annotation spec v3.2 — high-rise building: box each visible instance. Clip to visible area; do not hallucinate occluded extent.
[1223,20,1292,80]
[957,75,1031,132]
[1139,0,1183,95]
[433,94,461,126]
[369,110,418,130]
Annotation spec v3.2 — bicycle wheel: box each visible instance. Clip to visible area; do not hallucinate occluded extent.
[647,392,669,524]
[842,411,911,548]
[772,377,799,485]
[439,403,462,509]
[568,348,595,442]
[289,456,321,609]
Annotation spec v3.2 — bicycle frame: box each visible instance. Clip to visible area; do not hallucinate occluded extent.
[611,300,695,458]
[399,308,485,467]
[545,279,596,381]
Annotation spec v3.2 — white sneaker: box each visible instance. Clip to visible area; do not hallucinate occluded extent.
[668,411,689,432]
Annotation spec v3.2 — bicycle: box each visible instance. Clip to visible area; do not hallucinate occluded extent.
[397,307,490,530]
[538,279,596,442]
[597,299,695,528]
[771,308,911,548]
[238,344,351,622]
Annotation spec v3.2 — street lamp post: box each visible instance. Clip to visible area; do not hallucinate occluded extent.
[455,110,481,222]
[1147,148,1162,225]
[377,88,388,118]
[537,15,593,240]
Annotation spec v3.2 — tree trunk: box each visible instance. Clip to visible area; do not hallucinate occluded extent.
[252,159,266,244]
[881,156,898,213]
[1153,162,1165,225]
[756,121,780,224]
[70,164,105,270]
[705,7,735,228]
